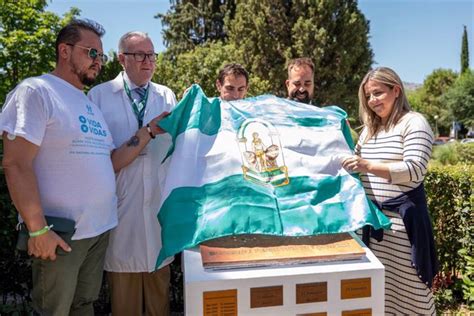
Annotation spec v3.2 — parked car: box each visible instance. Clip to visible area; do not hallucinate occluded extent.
[433,137,450,145]
[460,138,474,144]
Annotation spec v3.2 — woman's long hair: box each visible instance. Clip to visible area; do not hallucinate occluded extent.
[358,67,411,142]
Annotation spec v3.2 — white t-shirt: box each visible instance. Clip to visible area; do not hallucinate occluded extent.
[0,74,118,240]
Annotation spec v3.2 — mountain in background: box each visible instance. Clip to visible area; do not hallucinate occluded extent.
[403,81,422,91]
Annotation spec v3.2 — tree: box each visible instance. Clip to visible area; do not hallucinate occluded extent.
[442,69,474,128]
[158,0,373,119]
[225,0,291,94]
[154,41,271,99]
[461,25,469,74]
[0,0,79,103]
[94,51,123,86]
[226,0,373,118]
[156,0,236,57]
[408,69,458,136]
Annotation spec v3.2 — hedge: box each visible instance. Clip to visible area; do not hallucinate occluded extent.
[0,163,472,313]
[0,164,33,313]
[425,164,474,310]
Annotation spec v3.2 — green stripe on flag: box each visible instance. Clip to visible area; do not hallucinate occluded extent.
[290,117,330,127]
[158,85,221,159]
[156,173,391,267]
[341,118,355,150]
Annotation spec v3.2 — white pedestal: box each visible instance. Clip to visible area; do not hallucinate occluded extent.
[183,233,384,316]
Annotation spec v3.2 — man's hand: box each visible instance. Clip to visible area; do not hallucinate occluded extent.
[28,231,71,261]
[148,111,170,136]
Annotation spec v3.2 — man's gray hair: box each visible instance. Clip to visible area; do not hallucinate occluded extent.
[118,31,151,52]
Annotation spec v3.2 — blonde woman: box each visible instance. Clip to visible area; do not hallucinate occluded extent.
[343,67,438,315]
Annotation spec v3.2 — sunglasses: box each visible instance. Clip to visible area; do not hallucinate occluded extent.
[66,43,108,63]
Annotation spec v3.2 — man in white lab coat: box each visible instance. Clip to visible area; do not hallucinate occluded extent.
[88,31,176,316]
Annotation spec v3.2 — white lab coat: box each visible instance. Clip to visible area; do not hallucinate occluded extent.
[88,72,176,272]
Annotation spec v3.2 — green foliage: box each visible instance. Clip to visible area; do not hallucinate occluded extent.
[169,256,184,313]
[155,41,236,97]
[461,25,469,74]
[226,0,372,118]
[226,0,291,94]
[0,0,79,104]
[455,143,474,164]
[157,0,373,119]
[406,88,423,111]
[156,0,236,57]
[458,250,474,308]
[425,164,474,311]
[94,51,123,86]
[433,144,459,165]
[441,69,474,127]
[154,42,271,99]
[409,68,474,136]
[0,152,32,312]
[407,69,458,135]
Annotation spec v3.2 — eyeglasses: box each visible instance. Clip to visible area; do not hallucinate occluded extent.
[122,52,157,62]
[66,43,108,63]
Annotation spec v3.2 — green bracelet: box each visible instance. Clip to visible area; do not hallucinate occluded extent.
[29,224,54,237]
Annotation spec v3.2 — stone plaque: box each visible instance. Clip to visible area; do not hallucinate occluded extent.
[203,289,237,316]
[341,277,371,299]
[250,285,283,308]
[296,282,327,304]
[341,308,372,316]
[296,313,327,316]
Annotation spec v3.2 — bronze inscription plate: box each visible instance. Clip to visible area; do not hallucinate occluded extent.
[341,277,371,299]
[250,285,283,308]
[341,308,372,316]
[296,282,327,304]
[203,289,237,316]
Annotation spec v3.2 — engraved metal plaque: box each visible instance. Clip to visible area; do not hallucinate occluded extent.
[250,285,283,308]
[341,308,372,316]
[341,277,371,299]
[203,289,237,316]
[296,282,327,304]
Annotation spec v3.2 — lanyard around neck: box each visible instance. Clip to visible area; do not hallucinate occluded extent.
[123,77,149,128]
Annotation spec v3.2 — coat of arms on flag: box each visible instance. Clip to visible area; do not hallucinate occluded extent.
[238,118,289,187]
[155,85,391,269]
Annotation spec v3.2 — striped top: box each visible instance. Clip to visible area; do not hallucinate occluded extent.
[355,111,434,204]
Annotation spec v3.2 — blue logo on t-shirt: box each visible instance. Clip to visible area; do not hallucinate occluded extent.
[78,115,107,137]
[86,104,94,115]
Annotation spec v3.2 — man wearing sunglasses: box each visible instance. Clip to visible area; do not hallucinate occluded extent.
[0,19,117,315]
[88,31,176,316]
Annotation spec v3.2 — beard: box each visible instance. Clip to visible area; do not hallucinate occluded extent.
[79,72,97,86]
[290,90,312,104]
[70,59,99,86]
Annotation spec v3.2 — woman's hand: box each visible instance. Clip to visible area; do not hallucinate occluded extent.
[342,155,392,181]
[342,155,371,173]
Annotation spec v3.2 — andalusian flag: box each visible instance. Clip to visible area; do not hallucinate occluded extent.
[156,85,390,268]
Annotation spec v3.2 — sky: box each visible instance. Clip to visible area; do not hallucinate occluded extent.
[46,0,474,84]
